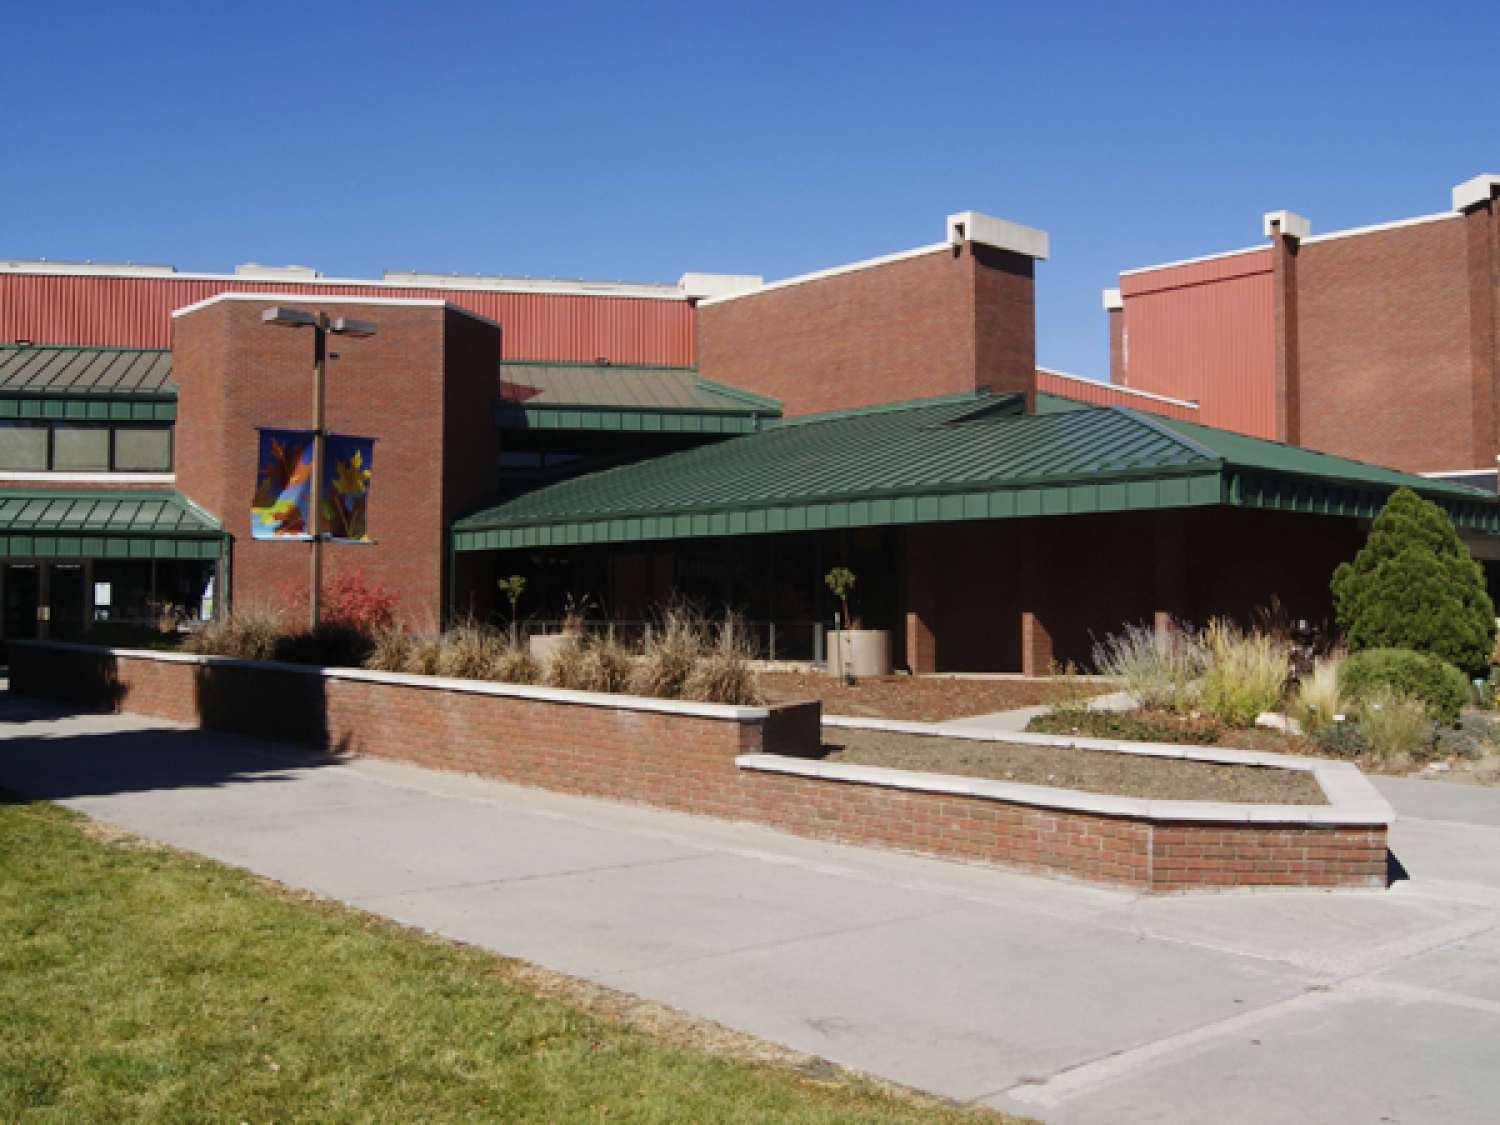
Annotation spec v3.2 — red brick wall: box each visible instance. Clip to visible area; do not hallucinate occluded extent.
[1108,306,1124,383]
[1298,216,1474,473]
[173,298,500,626]
[9,642,1387,892]
[696,243,1035,417]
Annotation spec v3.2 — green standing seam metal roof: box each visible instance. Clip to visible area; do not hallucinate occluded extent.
[0,490,223,560]
[496,361,781,434]
[0,345,176,421]
[453,393,1500,551]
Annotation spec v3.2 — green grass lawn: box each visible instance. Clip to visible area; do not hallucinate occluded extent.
[0,792,1021,1123]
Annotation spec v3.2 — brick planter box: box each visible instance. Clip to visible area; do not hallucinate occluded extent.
[8,642,1393,893]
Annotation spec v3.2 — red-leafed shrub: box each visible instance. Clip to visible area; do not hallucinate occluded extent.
[321,569,398,635]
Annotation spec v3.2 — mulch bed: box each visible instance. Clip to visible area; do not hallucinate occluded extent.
[760,673,1098,723]
[812,728,1328,805]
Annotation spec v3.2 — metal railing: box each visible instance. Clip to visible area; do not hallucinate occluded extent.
[520,619,828,664]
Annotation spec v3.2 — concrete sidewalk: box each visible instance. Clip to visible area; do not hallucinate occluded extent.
[2,692,1499,1123]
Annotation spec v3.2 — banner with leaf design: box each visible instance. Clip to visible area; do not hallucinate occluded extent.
[251,429,315,540]
[321,434,375,542]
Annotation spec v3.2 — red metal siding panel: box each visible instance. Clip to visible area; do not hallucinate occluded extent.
[1036,370,1202,421]
[0,275,695,365]
[1116,249,1276,438]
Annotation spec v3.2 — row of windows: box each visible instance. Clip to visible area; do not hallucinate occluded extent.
[0,421,174,473]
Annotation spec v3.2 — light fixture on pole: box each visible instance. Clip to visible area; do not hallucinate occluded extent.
[261,307,377,631]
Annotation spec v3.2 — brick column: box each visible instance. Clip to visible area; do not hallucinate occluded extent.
[901,529,937,674]
[1105,288,1125,384]
[1266,211,1308,446]
[1021,612,1052,678]
[1020,520,1051,677]
[1459,178,1500,466]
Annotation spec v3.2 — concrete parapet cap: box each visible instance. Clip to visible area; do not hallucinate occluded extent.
[1453,174,1500,212]
[678,273,763,301]
[810,714,1394,826]
[946,211,1049,260]
[1263,210,1312,241]
[9,641,772,722]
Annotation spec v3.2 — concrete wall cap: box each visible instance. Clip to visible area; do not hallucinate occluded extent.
[736,753,1393,827]
[1453,174,1500,212]
[946,211,1049,260]
[1263,210,1312,241]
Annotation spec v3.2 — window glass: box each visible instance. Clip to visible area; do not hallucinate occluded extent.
[113,426,173,472]
[52,425,109,471]
[0,423,48,471]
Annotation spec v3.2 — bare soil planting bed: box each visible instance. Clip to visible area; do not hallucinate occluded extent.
[815,728,1328,805]
[761,673,1099,722]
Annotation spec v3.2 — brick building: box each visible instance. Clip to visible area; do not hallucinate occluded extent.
[1102,174,1500,486]
[3,208,1498,671]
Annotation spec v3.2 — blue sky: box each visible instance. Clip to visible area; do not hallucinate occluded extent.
[2,1,1495,379]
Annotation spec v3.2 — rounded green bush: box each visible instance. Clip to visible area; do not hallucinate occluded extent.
[1331,487,1496,677]
[1339,648,1469,726]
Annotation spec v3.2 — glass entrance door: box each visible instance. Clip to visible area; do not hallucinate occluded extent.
[3,565,40,640]
[48,563,86,642]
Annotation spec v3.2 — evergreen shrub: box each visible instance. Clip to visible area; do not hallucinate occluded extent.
[1331,487,1495,677]
[1340,648,1468,726]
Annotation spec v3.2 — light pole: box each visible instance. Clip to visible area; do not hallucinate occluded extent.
[261,307,376,631]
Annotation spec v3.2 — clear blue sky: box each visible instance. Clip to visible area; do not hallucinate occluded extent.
[2,1,1495,380]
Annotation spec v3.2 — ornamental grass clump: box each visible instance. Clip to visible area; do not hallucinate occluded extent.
[682,611,763,706]
[1292,657,1347,736]
[576,635,635,694]
[544,638,590,690]
[438,622,506,680]
[1198,619,1289,728]
[363,628,411,673]
[630,600,708,700]
[490,639,540,685]
[1359,687,1434,762]
[1091,620,1205,713]
[184,605,283,662]
[401,633,446,677]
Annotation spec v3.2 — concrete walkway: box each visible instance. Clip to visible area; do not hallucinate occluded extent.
[2,691,1499,1123]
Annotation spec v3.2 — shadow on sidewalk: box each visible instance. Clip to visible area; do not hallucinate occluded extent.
[0,691,338,804]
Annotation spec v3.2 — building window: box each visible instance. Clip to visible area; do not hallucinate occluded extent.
[0,421,173,474]
[113,427,173,472]
[53,424,111,471]
[0,422,49,470]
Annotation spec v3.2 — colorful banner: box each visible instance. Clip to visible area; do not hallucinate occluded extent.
[321,434,375,542]
[251,429,315,540]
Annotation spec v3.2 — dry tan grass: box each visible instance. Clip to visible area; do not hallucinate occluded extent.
[491,643,541,685]
[363,629,411,673]
[183,605,283,661]
[401,634,446,676]
[438,624,504,680]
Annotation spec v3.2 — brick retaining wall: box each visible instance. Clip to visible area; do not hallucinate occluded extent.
[9,642,1391,892]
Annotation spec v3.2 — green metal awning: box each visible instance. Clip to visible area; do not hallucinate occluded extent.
[496,361,780,434]
[0,490,223,559]
[0,345,176,420]
[453,392,1500,552]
